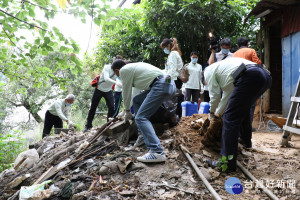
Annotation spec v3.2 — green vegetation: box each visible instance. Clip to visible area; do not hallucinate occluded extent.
[0,0,261,172]
[217,155,234,172]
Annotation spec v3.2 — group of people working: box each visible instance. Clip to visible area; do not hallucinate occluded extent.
[42,36,272,172]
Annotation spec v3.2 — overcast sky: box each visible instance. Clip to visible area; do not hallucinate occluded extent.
[50,0,135,56]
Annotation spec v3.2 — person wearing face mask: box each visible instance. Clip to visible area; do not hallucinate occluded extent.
[42,94,75,138]
[183,52,202,102]
[208,38,233,65]
[160,38,184,117]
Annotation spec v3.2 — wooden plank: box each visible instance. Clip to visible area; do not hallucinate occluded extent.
[290,97,300,102]
[270,116,286,129]
[33,166,53,185]
[283,125,300,135]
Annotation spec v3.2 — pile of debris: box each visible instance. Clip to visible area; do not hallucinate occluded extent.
[0,115,217,200]
[1,114,298,199]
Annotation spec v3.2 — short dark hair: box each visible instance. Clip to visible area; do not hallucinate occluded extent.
[237,37,249,47]
[220,38,231,46]
[190,51,198,57]
[111,59,126,71]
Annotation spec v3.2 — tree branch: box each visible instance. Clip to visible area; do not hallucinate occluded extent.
[21,0,61,13]
[0,8,48,32]
[1,24,24,53]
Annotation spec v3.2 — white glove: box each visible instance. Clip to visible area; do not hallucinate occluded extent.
[68,121,75,128]
[200,86,204,94]
[182,86,186,95]
[208,112,215,120]
[116,81,122,88]
[117,110,126,120]
[124,110,133,122]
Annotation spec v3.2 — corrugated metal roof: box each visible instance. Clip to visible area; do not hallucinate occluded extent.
[244,0,300,23]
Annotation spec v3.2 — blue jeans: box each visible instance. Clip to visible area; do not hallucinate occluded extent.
[133,76,176,153]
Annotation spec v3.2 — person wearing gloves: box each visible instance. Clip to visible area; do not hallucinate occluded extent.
[111,60,176,163]
[202,57,271,172]
[160,38,184,117]
[83,56,123,133]
[208,38,233,65]
[42,94,75,138]
[183,51,202,102]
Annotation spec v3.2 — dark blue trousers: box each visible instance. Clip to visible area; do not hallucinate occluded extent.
[113,91,122,117]
[221,67,272,169]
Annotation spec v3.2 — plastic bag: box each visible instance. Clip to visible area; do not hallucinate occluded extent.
[14,149,39,170]
[19,180,52,200]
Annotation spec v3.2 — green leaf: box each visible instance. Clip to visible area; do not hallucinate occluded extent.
[94,18,101,26]
[228,155,233,160]
[221,156,227,162]
[221,164,228,172]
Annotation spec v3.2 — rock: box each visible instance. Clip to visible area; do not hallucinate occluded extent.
[208,168,220,179]
[199,167,212,180]
[157,189,165,195]
[99,161,118,175]
[202,150,212,158]
[287,149,299,156]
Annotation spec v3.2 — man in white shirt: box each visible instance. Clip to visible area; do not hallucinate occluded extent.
[83,56,123,133]
[111,60,176,163]
[208,38,233,65]
[42,94,75,138]
[203,57,271,171]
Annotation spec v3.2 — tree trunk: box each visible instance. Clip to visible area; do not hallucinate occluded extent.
[23,101,43,123]
[201,35,209,66]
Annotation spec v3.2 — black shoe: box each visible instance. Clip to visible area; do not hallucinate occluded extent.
[205,158,236,172]
[238,138,252,149]
[82,127,92,133]
[205,159,220,169]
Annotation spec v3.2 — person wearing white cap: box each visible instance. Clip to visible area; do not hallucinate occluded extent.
[42,94,75,138]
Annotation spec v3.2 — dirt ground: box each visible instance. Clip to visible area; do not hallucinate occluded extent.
[1,114,299,200]
[166,114,300,200]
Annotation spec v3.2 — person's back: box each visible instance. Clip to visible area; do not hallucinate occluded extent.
[233,37,262,64]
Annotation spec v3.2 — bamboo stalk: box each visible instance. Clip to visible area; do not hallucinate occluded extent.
[180,145,222,200]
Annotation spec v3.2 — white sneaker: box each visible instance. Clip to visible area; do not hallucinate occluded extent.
[137,152,166,163]
[133,135,145,147]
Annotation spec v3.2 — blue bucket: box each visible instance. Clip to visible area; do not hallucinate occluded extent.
[181,101,198,117]
[198,102,210,114]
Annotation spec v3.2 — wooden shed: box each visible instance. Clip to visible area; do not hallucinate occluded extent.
[245,0,300,116]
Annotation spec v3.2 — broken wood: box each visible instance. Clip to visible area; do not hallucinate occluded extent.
[14,157,26,171]
[33,166,53,185]
[75,118,118,159]
[269,116,286,129]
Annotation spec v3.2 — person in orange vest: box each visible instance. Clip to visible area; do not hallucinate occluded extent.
[233,37,262,64]
[233,37,262,135]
